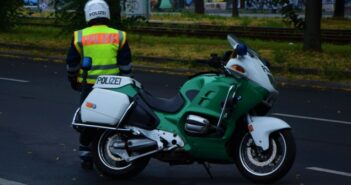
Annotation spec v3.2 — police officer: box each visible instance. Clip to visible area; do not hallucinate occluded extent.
[66,0,132,169]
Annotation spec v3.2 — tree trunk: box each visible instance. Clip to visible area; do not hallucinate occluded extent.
[334,0,345,18]
[178,0,185,9]
[107,0,121,26]
[232,0,239,17]
[240,0,245,8]
[194,0,205,14]
[303,0,322,52]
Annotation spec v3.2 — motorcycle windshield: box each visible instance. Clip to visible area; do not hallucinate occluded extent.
[227,34,260,60]
[226,35,278,94]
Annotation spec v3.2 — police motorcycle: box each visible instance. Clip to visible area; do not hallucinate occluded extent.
[72,35,295,183]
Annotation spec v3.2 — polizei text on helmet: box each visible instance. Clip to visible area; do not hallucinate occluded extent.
[89,11,106,17]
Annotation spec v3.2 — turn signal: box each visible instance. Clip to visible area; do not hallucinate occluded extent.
[231,65,245,73]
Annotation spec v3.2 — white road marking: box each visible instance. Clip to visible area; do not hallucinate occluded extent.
[272,113,351,125]
[0,177,27,185]
[306,167,351,177]
[0,77,29,83]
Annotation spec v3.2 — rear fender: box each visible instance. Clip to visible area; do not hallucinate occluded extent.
[247,115,290,151]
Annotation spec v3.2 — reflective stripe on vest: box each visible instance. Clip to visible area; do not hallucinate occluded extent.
[81,33,119,46]
[74,25,126,84]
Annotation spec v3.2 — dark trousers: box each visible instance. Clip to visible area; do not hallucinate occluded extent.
[79,127,97,146]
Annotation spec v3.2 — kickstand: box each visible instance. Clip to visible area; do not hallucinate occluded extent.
[202,162,214,179]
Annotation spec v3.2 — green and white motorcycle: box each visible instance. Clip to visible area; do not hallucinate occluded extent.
[72,35,295,183]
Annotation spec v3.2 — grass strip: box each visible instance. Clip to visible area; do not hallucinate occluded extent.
[150,13,351,29]
[0,25,350,82]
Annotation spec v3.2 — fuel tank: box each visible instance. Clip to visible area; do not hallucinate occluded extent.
[179,73,236,118]
[179,73,269,119]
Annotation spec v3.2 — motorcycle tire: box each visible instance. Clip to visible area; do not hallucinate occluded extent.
[91,130,150,179]
[234,129,296,184]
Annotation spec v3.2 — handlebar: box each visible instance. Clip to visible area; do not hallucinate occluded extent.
[208,53,232,76]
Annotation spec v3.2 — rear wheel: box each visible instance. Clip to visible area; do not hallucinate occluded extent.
[235,129,295,183]
[91,130,150,179]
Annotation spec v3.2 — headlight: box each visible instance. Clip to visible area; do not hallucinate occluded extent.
[230,64,246,74]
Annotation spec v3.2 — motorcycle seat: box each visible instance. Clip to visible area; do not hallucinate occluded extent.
[139,90,184,113]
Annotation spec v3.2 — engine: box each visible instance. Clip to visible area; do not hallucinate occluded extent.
[184,115,211,135]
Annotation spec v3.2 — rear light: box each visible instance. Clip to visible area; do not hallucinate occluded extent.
[86,102,96,109]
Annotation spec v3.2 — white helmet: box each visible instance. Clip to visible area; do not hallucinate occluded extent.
[84,0,110,23]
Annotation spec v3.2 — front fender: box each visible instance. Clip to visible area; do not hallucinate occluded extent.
[247,115,291,151]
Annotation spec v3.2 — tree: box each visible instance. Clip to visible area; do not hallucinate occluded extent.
[232,0,239,17]
[303,0,322,51]
[54,0,121,32]
[54,0,86,31]
[173,0,185,10]
[334,0,345,18]
[273,0,305,30]
[240,0,245,8]
[106,0,121,26]
[194,0,205,14]
[0,0,23,31]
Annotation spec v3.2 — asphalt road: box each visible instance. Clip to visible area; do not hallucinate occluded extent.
[0,57,350,185]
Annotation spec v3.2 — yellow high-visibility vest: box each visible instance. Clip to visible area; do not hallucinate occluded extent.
[73,25,127,84]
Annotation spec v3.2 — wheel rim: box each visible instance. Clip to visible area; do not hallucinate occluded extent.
[239,132,287,176]
[97,131,132,170]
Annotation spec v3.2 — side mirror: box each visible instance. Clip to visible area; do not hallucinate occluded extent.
[82,57,92,71]
[208,53,222,68]
[222,50,234,63]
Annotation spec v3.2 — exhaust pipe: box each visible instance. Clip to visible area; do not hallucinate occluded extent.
[127,139,158,151]
[112,138,157,152]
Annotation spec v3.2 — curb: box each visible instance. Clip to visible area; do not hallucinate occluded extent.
[0,48,350,92]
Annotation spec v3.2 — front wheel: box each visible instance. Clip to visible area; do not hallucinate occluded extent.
[91,130,150,179]
[235,129,296,184]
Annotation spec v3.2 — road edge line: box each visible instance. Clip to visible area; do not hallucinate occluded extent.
[0,77,29,83]
[0,177,27,185]
[272,113,351,125]
[306,167,351,177]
